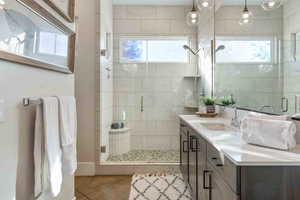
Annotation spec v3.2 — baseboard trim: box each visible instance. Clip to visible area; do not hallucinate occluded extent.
[96,164,180,175]
[75,162,95,176]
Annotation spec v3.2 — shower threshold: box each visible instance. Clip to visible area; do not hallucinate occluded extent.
[106,150,179,163]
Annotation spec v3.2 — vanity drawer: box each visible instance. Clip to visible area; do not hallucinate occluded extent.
[207,142,240,194]
[207,162,240,200]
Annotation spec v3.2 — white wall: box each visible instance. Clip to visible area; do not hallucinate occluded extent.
[0,0,76,199]
[112,5,197,151]
[75,0,97,174]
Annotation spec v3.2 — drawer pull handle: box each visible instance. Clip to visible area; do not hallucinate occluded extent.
[211,157,217,160]
[216,164,223,167]
[203,170,212,189]
[190,136,199,152]
[183,141,189,153]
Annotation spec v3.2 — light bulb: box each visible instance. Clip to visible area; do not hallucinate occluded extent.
[0,0,5,9]
[243,12,249,19]
[197,0,212,10]
[186,10,200,26]
[239,18,252,25]
[261,0,282,11]
[202,1,209,7]
[191,13,198,19]
[268,1,276,7]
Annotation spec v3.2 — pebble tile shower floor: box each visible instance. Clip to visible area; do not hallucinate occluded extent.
[106,150,180,163]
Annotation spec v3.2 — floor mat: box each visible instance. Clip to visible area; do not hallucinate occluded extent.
[129,173,192,200]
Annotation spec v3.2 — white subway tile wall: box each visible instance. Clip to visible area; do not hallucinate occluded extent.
[283,0,300,115]
[214,5,283,113]
[113,5,198,152]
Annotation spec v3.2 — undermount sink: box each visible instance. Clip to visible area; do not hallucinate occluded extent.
[200,123,232,131]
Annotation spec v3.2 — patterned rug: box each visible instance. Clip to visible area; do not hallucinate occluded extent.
[129,173,192,200]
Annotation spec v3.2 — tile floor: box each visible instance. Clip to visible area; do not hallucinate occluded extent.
[75,176,132,200]
[106,150,180,163]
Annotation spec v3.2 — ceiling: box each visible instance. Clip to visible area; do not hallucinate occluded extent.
[113,0,263,6]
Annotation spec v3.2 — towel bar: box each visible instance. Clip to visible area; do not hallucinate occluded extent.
[23,98,42,106]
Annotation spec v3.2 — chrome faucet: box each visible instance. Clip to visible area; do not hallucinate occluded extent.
[231,106,241,129]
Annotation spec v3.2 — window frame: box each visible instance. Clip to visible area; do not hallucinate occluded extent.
[215,36,277,65]
[119,35,191,64]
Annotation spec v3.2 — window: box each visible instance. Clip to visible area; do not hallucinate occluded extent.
[38,32,68,57]
[120,36,189,63]
[216,37,273,63]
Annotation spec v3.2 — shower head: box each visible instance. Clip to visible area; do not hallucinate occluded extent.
[216,45,225,52]
[183,45,200,55]
[183,45,193,51]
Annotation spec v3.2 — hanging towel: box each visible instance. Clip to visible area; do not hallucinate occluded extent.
[42,97,63,197]
[57,96,77,175]
[34,97,63,199]
[34,104,44,199]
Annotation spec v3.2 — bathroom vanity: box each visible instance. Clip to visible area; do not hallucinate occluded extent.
[179,115,300,200]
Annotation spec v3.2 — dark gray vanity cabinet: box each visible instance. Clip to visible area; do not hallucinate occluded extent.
[180,123,207,200]
[189,129,207,200]
[180,123,189,183]
[179,120,300,200]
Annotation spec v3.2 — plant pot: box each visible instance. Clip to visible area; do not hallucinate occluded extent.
[206,105,215,113]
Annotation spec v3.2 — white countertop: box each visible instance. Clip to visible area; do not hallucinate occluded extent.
[179,115,300,166]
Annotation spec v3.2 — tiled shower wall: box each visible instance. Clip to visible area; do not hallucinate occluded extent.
[113,6,198,151]
[283,0,300,115]
[214,6,283,112]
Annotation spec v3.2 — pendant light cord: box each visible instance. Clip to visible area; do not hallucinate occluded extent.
[192,0,196,11]
[244,0,248,11]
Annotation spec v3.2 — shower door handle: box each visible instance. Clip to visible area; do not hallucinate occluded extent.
[141,96,144,112]
[281,97,289,112]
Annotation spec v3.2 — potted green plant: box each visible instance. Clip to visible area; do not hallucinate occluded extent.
[201,97,216,113]
[219,96,236,106]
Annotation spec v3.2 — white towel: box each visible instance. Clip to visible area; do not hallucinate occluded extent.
[248,112,289,121]
[241,116,296,150]
[42,97,63,197]
[57,96,77,175]
[34,98,63,199]
[34,104,44,199]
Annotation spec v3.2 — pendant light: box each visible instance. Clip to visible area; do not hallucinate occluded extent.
[261,0,282,11]
[239,0,252,25]
[197,0,212,10]
[0,0,5,9]
[186,0,200,26]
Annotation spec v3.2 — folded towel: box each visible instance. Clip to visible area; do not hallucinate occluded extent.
[241,116,296,150]
[57,96,77,175]
[42,97,63,197]
[248,112,289,121]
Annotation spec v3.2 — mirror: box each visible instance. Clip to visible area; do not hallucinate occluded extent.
[214,0,300,115]
[0,0,75,73]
